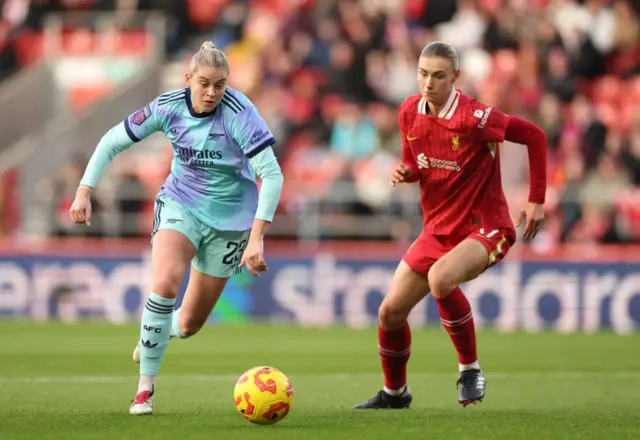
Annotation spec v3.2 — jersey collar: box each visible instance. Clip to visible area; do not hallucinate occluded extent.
[417,87,461,120]
[185,88,217,118]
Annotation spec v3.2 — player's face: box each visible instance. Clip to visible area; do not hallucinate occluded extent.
[417,56,460,107]
[186,65,229,113]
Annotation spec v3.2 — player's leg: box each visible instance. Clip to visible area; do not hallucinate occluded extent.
[354,236,434,409]
[130,194,199,416]
[170,264,230,339]
[171,226,250,335]
[133,265,226,361]
[136,226,246,360]
[427,229,514,407]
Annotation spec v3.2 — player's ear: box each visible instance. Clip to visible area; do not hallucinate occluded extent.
[453,69,461,83]
[184,72,190,87]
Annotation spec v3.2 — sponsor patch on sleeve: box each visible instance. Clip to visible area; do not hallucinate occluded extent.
[250,129,270,146]
[132,105,152,126]
[477,107,492,129]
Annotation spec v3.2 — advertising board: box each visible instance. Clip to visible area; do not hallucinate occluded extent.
[1,240,638,333]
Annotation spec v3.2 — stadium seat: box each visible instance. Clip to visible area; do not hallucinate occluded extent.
[111,30,152,56]
[61,28,97,55]
[67,83,113,113]
[185,0,227,30]
[14,31,45,67]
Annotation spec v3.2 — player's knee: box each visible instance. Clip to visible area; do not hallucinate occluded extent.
[427,264,457,299]
[178,317,203,337]
[178,325,199,338]
[378,301,409,330]
[152,275,182,299]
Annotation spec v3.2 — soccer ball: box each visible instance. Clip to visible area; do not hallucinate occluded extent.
[233,366,294,425]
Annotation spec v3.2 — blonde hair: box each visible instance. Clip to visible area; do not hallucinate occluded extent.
[189,41,229,76]
[421,41,460,70]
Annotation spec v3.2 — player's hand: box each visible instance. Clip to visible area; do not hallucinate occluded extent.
[517,202,545,241]
[69,187,93,225]
[390,163,413,187]
[239,236,268,277]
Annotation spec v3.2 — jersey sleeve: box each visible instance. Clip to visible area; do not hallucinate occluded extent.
[398,102,420,182]
[228,102,275,158]
[80,122,137,188]
[248,147,284,222]
[470,102,510,143]
[122,97,164,142]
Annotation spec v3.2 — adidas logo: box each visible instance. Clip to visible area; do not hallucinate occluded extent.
[140,339,159,349]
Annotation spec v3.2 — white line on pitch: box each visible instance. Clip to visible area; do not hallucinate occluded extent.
[0,371,639,383]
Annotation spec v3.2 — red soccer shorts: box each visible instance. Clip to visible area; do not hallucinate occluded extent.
[402,227,516,278]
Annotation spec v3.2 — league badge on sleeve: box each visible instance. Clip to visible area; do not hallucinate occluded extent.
[132,105,152,126]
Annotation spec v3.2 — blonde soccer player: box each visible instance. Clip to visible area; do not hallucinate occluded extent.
[69,42,284,415]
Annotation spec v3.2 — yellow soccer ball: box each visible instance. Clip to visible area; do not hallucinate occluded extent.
[233,366,294,425]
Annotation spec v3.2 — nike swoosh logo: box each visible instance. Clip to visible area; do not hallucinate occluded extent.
[407,136,419,141]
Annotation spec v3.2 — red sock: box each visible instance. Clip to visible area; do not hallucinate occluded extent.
[378,321,411,390]
[434,287,477,365]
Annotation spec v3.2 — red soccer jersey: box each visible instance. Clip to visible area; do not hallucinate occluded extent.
[399,88,515,236]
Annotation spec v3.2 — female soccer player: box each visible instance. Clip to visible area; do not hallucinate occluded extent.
[354,41,547,409]
[69,41,284,415]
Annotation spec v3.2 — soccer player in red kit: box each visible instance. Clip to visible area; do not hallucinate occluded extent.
[354,42,547,409]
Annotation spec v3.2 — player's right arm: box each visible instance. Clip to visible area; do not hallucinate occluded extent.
[69,98,163,225]
[391,99,420,186]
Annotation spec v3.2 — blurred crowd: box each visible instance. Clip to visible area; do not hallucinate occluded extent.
[1,0,640,244]
[0,0,196,78]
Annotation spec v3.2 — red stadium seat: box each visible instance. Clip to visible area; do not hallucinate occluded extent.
[14,31,45,66]
[61,28,97,55]
[185,0,227,30]
[112,30,152,56]
[67,84,113,113]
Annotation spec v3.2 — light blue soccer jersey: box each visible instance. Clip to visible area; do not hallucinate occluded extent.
[123,87,275,231]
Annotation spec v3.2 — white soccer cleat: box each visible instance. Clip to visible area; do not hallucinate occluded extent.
[129,388,154,415]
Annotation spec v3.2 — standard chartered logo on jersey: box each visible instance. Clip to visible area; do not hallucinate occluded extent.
[417,153,460,172]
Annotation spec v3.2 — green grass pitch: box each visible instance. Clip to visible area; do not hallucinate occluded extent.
[0,322,638,440]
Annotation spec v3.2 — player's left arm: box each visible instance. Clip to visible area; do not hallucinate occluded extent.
[248,146,284,236]
[474,106,547,240]
[229,101,283,276]
[504,115,547,240]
